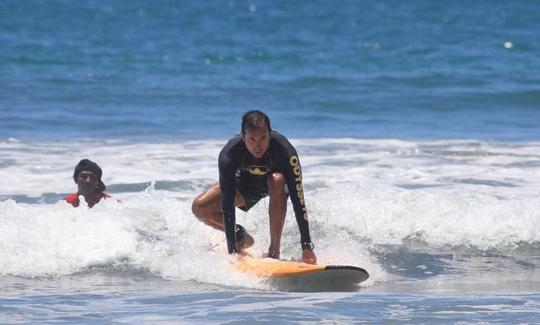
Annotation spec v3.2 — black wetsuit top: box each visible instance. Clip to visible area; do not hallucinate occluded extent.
[219,131,312,254]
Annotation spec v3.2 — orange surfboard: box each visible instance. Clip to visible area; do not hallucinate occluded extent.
[235,257,369,291]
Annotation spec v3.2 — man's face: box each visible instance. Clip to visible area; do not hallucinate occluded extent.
[77,170,99,194]
[243,126,270,159]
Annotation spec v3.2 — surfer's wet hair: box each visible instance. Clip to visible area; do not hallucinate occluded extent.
[241,110,271,135]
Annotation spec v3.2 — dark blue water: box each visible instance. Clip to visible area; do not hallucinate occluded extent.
[2,2,540,323]
[1,0,539,141]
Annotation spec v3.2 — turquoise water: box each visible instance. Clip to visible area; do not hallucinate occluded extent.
[1,1,540,323]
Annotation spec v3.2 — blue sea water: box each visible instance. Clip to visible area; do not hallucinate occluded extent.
[1,0,540,323]
[2,0,540,141]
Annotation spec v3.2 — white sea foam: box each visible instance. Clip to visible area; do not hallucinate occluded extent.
[0,138,539,287]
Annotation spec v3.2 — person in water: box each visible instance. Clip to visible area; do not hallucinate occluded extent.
[192,110,317,264]
[64,159,110,208]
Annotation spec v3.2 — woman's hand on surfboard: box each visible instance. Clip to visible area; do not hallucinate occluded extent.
[302,248,317,264]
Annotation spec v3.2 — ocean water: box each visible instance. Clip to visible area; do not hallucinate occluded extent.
[1,0,540,323]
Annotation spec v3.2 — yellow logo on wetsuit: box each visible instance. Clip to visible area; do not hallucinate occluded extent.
[249,165,270,176]
[289,155,308,221]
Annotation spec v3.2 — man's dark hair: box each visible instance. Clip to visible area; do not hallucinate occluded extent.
[241,110,271,135]
[73,159,106,192]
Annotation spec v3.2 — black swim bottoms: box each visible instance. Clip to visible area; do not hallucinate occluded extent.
[235,172,268,211]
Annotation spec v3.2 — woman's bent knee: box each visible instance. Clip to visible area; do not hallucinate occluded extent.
[192,197,203,217]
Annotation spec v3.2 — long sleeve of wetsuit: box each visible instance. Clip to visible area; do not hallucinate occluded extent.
[218,143,239,254]
[278,138,313,247]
